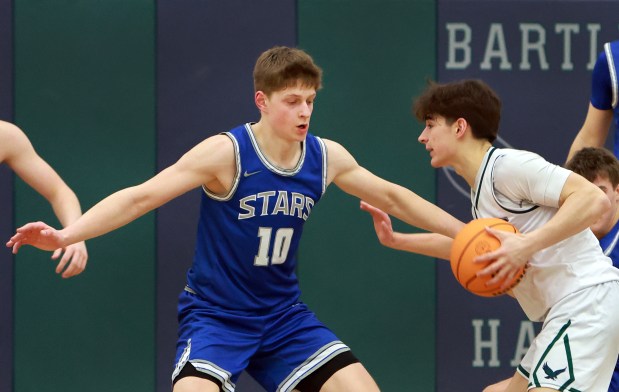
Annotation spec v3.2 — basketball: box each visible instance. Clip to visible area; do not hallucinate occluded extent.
[450,218,525,297]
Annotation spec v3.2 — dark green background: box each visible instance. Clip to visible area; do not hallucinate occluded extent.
[13,1,155,391]
[298,1,437,391]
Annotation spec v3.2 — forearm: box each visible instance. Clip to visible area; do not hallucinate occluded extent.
[568,131,605,160]
[566,104,612,161]
[384,186,464,239]
[48,187,83,228]
[60,186,153,245]
[391,232,452,260]
[332,162,463,237]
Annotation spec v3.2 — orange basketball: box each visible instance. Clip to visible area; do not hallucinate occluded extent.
[450,218,525,297]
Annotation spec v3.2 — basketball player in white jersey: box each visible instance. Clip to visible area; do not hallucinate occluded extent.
[0,120,87,277]
[482,146,619,392]
[361,80,619,391]
[6,47,464,392]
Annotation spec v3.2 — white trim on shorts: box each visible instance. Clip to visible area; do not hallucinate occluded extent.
[277,340,350,392]
[172,338,236,392]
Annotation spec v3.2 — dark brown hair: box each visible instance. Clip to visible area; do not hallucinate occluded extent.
[253,46,322,96]
[565,147,619,187]
[413,79,501,143]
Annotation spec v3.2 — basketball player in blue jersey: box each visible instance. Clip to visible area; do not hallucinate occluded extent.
[0,120,87,277]
[360,80,619,391]
[6,46,464,392]
[568,40,619,160]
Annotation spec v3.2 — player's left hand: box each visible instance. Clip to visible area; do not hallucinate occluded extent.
[52,241,88,278]
[7,221,67,252]
[473,227,531,289]
[360,200,396,248]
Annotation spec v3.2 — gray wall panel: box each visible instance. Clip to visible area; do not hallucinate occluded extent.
[156,2,296,390]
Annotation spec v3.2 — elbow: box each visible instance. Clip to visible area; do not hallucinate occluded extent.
[596,192,611,219]
[589,189,611,223]
[124,186,152,220]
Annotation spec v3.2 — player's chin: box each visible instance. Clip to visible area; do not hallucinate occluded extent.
[294,127,308,139]
[429,157,445,168]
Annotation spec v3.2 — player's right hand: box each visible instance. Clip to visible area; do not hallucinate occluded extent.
[6,221,65,253]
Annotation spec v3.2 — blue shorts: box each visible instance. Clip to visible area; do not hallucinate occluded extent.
[171,289,351,392]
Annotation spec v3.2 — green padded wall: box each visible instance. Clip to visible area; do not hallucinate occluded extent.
[297,1,438,390]
[13,1,155,390]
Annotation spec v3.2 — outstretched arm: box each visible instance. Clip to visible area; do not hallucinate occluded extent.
[1,122,87,277]
[360,201,452,260]
[566,104,613,162]
[325,139,465,239]
[7,134,235,255]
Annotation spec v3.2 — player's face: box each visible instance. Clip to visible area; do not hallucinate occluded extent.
[590,175,619,238]
[418,115,457,168]
[264,83,316,142]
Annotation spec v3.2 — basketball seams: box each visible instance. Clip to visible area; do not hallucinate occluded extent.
[451,218,520,297]
[464,223,516,295]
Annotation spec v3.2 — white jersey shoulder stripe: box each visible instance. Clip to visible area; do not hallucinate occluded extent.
[316,136,327,195]
[604,41,618,109]
[202,132,241,201]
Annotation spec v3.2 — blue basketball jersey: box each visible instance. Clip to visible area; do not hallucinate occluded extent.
[600,218,619,270]
[185,123,327,313]
[591,40,619,156]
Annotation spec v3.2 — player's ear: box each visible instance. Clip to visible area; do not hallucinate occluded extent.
[255,91,268,112]
[454,118,468,136]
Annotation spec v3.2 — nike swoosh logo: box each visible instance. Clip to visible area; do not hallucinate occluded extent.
[244,170,261,177]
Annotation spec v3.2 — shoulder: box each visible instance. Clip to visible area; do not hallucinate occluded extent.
[187,133,235,160]
[167,133,237,187]
[321,138,357,165]
[494,149,570,193]
[492,149,551,183]
[320,138,360,182]
[0,120,27,142]
[495,148,545,167]
[321,138,348,155]
[0,121,32,162]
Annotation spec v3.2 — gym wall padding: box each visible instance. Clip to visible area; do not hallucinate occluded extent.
[13,1,156,391]
[0,0,14,390]
[155,1,296,391]
[297,1,438,391]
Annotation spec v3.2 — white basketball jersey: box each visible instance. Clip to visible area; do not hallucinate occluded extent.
[471,147,619,321]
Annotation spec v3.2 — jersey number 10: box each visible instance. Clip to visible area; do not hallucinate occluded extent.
[254,227,294,266]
